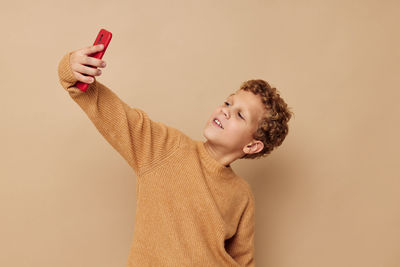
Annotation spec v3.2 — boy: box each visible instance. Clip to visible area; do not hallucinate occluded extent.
[57,44,293,267]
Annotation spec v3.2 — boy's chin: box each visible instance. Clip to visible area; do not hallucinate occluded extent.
[203,128,225,145]
[203,131,214,144]
[202,128,211,141]
[203,126,218,141]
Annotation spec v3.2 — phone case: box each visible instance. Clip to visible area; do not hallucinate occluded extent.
[75,29,112,92]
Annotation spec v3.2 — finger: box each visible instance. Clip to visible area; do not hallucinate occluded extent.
[74,71,95,84]
[76,63,102,77]
[83,44,104,56]
[82,55,107,68]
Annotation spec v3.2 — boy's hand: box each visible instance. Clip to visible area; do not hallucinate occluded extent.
[69,44,107,84]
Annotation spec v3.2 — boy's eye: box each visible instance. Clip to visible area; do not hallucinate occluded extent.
[224,101,245,120]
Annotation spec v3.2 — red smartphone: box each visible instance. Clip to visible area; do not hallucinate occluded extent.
[75,29,112,92]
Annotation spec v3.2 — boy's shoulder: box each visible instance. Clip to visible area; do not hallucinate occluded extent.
[235,176,255,200]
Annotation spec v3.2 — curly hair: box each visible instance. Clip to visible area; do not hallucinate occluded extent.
[238,79,294,159]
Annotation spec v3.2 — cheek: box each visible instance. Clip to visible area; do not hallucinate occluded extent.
[241,122,255,136]
[227,121,247,134]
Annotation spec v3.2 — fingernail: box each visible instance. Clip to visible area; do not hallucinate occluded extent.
[102,62,106,67]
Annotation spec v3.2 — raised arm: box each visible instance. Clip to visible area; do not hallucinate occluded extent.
[57,45,182,175]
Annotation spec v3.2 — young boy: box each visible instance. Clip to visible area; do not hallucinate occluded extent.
[57,44,293,267]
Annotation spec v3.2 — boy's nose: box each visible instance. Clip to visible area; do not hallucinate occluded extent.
[222,108,230,119]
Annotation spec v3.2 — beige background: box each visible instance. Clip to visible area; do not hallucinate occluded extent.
[1,0,399,266]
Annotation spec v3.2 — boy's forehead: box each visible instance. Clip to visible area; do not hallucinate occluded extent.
[227,91,249,105]
[228,91,255,105]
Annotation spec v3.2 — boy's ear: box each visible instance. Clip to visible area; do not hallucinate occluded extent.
[243,140,264,155]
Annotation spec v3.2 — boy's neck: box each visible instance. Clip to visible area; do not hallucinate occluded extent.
[203,140,240,167]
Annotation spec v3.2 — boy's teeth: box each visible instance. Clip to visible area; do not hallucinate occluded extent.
[214,119,223,128]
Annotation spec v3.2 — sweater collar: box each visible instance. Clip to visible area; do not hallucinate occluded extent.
[196,141,236,179]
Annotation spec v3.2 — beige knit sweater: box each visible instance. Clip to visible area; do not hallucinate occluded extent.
[57,52,256,267]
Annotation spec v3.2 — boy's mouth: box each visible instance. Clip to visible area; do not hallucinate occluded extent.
[213,118,224,129]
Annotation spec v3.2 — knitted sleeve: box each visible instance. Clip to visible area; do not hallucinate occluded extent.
[225,192,256,267]
[57,52,182,175]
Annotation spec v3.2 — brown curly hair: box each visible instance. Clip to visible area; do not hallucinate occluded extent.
[238,79,294,159]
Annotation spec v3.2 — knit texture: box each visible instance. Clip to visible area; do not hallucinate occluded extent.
[57,52,256,267]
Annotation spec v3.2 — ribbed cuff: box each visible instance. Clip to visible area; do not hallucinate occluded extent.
[58,51,78,86]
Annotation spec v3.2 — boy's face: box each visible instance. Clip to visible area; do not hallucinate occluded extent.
[203,89,266,155]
